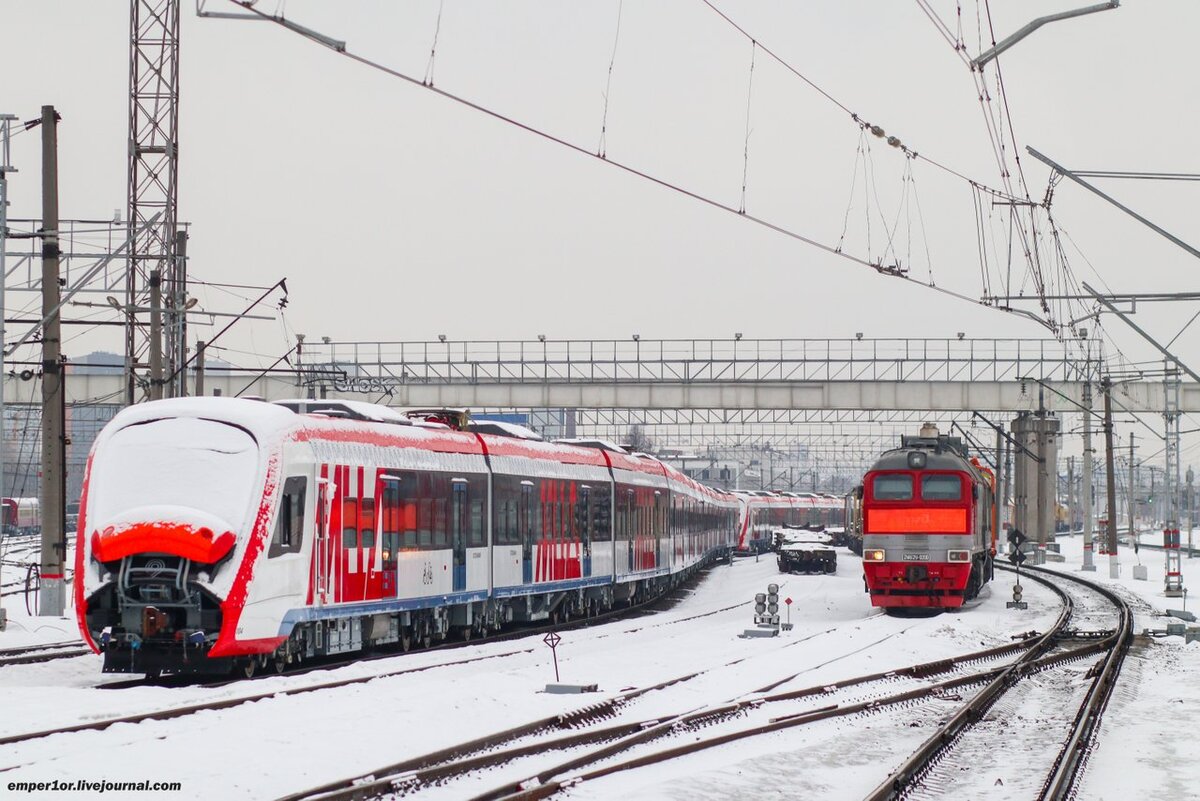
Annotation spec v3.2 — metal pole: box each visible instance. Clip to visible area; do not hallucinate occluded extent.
[1082,382,1095,570]
[39,105,65,616]
[148,269,163,401]
[1103,378,1120,578]
[0,113,16,629]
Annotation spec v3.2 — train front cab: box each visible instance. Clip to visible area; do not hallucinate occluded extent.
[860,467,985,609]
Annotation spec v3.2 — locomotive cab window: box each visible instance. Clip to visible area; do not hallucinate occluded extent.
[921,475,962,501]
[872,474,913,500]
[269,475,307,557]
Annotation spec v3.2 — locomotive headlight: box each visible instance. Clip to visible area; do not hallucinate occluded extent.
[947,549,970,562]
[907,452,927,469]
[864,549,886,561]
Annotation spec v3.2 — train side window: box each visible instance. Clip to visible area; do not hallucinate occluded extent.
[873,474,913,500]
[469,498,485,547]
[921,475,962,501]
[360,497,376,548]
[269,475,307,557]
[342,494,359,548]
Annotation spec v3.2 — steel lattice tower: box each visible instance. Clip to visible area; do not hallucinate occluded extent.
[126,0,180,403]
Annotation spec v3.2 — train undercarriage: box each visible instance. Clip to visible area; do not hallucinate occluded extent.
[86,550,724,677]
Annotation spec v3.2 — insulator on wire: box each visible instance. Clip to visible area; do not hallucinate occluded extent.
[887,136,901,148]
[870,125,885,138]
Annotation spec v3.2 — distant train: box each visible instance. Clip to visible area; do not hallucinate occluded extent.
[75,398,743,676]
[2,497,39,536]
[733,490,845,553]
[857,424,996,610]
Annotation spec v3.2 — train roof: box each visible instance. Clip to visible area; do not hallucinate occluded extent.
[96,398,734,498]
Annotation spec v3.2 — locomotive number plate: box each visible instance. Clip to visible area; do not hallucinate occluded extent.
[902,553,930,561]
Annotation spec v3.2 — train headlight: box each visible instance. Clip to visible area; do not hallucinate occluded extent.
[947,549,971,562]
[864,549,886,561]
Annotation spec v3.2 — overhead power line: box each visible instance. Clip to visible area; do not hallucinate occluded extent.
[203,0,1051,327]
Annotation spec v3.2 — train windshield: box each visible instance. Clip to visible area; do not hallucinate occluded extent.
[872,474,912,500]
[90,417,259,533]
[920,474,962,501]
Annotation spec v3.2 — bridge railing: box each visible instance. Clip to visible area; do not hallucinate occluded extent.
[298,337,1102,387]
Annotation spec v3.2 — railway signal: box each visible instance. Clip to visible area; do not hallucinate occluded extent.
[783,596,794,631]
[1006,527,1029,609]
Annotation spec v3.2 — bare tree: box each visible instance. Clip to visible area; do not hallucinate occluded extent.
[625,424,654,454]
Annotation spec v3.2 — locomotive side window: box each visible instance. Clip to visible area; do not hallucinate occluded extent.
[921,475,962,501]
[269,475,307,557]
[873,474,913,500]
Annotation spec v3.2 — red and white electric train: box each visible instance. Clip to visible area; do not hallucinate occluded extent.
[733,491,845,553]
[76,398,750,676]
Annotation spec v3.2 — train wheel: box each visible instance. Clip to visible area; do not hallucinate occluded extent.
[461,626,472,642]
[273,653,287,674]
[401,631,412,652]
[241,658,257,679]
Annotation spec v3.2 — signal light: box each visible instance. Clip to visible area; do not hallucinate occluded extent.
[947,549,971,562]
[754,593,766,615]
[864,549,885,561]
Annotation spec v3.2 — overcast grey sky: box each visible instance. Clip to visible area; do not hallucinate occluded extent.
[3,1,1200,457]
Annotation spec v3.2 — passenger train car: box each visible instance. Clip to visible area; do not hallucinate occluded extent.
[734,490,844,553]
[859,424,996,609]
[74,398,739,676]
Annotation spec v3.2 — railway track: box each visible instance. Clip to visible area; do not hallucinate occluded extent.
[866,564,1133,801]
[0,566,761,751]
[278,565,1130,801]
[0,641,90,668]
[274,630,1053,801]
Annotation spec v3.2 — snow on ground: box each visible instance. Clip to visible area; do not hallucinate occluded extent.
[14,542,1192,800]
[1038,537,1200,801]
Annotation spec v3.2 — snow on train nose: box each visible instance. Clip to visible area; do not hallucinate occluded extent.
[90,521,236,564]
[84,508,241,675]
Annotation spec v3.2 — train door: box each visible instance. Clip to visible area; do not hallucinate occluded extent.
[521,481,534,583]
[378,474,401,598]
[654,490,665,570]
[313,478,331,606]
[451,479,467,592]
[580,486,592,577]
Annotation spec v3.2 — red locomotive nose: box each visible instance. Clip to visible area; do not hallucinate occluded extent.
[91,522,236,564]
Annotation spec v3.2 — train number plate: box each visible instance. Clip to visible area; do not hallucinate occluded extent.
[902,553,930,561]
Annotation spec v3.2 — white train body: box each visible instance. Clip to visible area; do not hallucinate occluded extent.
[75,398,739,674]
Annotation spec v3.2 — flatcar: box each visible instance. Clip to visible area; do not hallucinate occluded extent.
[74,398,740,676]
[859,424,996,610]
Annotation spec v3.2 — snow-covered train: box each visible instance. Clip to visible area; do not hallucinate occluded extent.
[859,424,996,610]
[74,398,746,676]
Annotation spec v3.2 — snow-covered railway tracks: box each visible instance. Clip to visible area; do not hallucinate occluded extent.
[0,647,536,755]
[0,641,90,668]
[274,635,1047,801]
[867,564,1133,801]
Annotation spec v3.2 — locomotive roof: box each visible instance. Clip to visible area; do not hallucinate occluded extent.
[870,446,971,472]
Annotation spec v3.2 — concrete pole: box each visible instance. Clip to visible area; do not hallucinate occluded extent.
[1188,468,1194,559]
[148,269,163,401]
[1103,379,1120,578]
[194,340,206,396]
[38,105,65,616]
[1082,383,1095,570]
[0,114,15,629]
[1129,434,1136,543]
[173,229,188,397]
[1067,456,1075,535]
